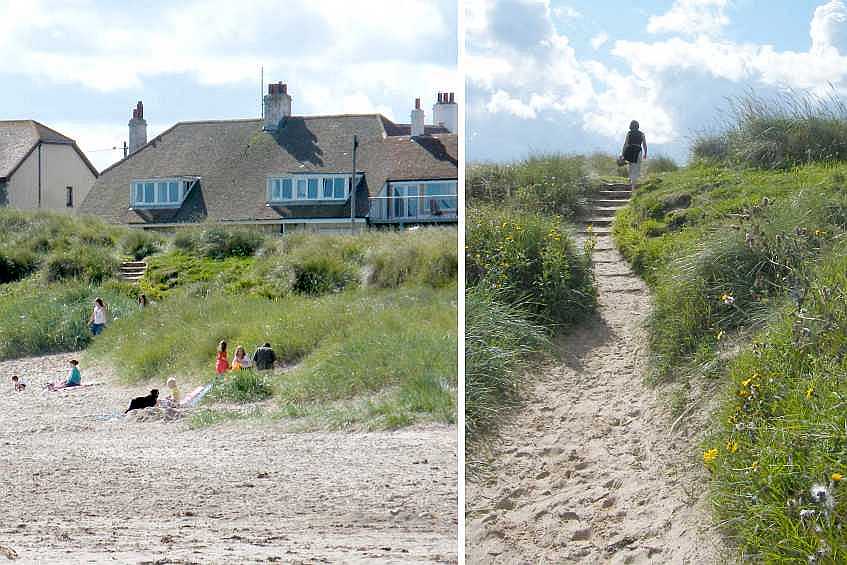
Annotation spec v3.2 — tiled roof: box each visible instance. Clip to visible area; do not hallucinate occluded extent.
[0,120,97,179]
[81,114,457,225]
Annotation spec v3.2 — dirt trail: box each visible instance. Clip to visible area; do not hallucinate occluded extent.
[0,353,457,564]
[466,183,723,564]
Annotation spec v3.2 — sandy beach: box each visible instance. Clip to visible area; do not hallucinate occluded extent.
[0,354,458,564]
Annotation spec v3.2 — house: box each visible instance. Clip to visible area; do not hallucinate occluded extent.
[80,84,458,233]
[0,121,98,213]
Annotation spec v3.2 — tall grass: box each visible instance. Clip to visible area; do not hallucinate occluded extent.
[691,90,847,169]
[465,286,547,444]
[87,286,457,426]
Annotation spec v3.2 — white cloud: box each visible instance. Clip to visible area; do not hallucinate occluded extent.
[646,0,729,37]
[591,32,609,50]
[486,90,538,118]
[811,0,847,54]
[0,0,455,93]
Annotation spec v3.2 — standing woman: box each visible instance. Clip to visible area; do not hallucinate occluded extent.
[622,120,647,190]
[89,298,108,336]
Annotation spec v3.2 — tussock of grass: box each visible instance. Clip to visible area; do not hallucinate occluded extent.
[464,287,547,444]
[208,371,274,403]
[692,91,847,169]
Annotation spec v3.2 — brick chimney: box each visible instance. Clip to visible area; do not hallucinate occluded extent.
[128,101,147,154]
[433,91,457,133]
[263,82,292,131]
[411,97,425,137]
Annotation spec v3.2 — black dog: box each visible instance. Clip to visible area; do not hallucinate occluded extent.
[125,389,159,413]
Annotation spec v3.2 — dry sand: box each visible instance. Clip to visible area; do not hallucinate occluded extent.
[0,354,457,564]
[466,228,725,563]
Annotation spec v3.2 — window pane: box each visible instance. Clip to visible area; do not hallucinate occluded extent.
[323,178,333,199]
[407,187,418,217]
[134,183,143,204]
[169,181,179,202]
[307,178,318,199]
[334,178,345,199]
[156,182,167,202]
[282,179,292,199]
[297,179,307,199]
[144,182,154,203]
[394,187,405,217]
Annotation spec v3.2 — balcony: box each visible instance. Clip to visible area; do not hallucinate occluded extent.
[368,182,458,224]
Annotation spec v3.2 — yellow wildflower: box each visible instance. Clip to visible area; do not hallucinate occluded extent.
[716,330,725,341]
[833,473,843,482]
[726,440,739,453]
[720,293,735,305]
[806,386,814,399]
[703,448,719,464]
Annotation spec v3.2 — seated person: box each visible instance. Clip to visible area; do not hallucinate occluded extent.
[47,359,81,391]
[231,345,252,370]
[164,377,182,406]
[11,375,26,392]
[252,342,277,371]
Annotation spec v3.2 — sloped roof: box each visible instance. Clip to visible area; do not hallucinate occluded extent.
[0,120,98,179]
[81,114,457,225]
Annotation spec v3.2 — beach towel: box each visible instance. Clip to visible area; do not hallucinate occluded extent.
[47,381,102,392]
[182,383,213,408]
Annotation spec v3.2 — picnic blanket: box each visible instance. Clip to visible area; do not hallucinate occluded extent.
[47,381,102,392]
[181,382,213,407]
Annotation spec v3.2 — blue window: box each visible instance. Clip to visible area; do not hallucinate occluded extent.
[307,178,318,199]
[157,182,167,202]
[135,183,143,203]
[281,178,292,199]
[144,182,154,203]
[297,179,308,199]
[323,178,333,199]
[168,181,179,202]
[334,178,345,199]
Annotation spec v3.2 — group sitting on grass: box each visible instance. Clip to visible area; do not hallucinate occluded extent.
[216,340,276,374]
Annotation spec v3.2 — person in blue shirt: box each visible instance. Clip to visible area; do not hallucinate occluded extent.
[47,359,81,391]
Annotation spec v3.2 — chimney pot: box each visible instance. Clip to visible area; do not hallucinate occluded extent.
[263,81,293,130]
[449,92,455,104]
[282,83,287,94]
[128,100,148,154]
[415,97,421,110]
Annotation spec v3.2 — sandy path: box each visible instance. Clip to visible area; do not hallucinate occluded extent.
[465,185,723,563]
[0,354,457,564]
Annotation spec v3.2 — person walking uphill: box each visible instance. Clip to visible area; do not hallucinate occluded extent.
[622,120,647,190]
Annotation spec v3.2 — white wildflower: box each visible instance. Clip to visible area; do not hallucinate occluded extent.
[810,483,834,511]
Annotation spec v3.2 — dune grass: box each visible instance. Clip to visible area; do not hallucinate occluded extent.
[612,156,847,558]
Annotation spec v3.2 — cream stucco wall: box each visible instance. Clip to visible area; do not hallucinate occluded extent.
[5,143,97,213]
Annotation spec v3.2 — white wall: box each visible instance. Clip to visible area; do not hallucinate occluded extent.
[5,143,97,213]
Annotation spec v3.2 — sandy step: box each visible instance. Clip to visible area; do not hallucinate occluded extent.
[583,217,613,226]
[591,199,629,207]
[595,191,631,199]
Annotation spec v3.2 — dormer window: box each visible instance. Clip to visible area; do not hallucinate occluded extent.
[131,177,196,208]
[267,174,358,203]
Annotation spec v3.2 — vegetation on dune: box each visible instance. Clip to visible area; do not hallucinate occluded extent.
[0,209,457,430]
[612,90,847,559]
[465,154,601,446]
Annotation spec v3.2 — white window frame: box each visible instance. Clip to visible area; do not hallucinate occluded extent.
[267,174,361,203]
[130,177,195,208]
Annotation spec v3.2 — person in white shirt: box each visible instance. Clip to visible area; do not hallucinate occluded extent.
[89,298,108,336]
[231,345,252,370]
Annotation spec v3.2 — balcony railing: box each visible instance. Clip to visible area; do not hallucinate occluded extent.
[368,193,458,222]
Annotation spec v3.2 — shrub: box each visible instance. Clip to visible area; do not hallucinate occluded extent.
[208,370,274,403]
[0,249,38,284]
[172,225,265,259]
[290,254,357,295]
[646,155,679,174]
[122,230,162,260]
[44,246,118,284]
[466,205,595,326]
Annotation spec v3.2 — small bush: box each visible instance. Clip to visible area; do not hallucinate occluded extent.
[0,249,38,283]
[172,225,265,259]
[209,370,274,403]
[290,255,357,295]
[122,230,162,260]
[44,246,118,284]
[646,155,679,174]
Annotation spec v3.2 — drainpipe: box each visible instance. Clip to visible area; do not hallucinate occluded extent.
[37,142,42,209]
[350,135,358,234]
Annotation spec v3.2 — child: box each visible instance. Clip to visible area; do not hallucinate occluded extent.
[215,341,229,375]
[47,359,81,391]
[11,375,25,392]
[231,345,252,370]
[166,377,181,406]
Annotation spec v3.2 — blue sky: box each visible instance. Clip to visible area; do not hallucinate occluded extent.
[0,0,458,171]
[466,0,847,163]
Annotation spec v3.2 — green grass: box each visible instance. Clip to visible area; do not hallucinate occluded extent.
[87,285,457,428]
[611,158,847,559]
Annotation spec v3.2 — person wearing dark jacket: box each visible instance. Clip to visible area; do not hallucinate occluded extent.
[252,343,277,371]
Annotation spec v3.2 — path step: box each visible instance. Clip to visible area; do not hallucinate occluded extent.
[592,199,630,207]
[583,218,613,226]
[596,191,631,199]
[590,208,619,219]
[119,261,147,283]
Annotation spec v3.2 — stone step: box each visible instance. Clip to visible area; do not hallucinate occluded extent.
[590,208,620,218]
[595,190,631,199]
[584,217,614,226]
[591,199,629,207]
[601,183,634,190]
[121,261,147,267]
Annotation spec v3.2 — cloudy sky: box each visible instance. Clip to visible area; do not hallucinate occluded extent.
[0,0,458,171]
[466,0,847,163]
